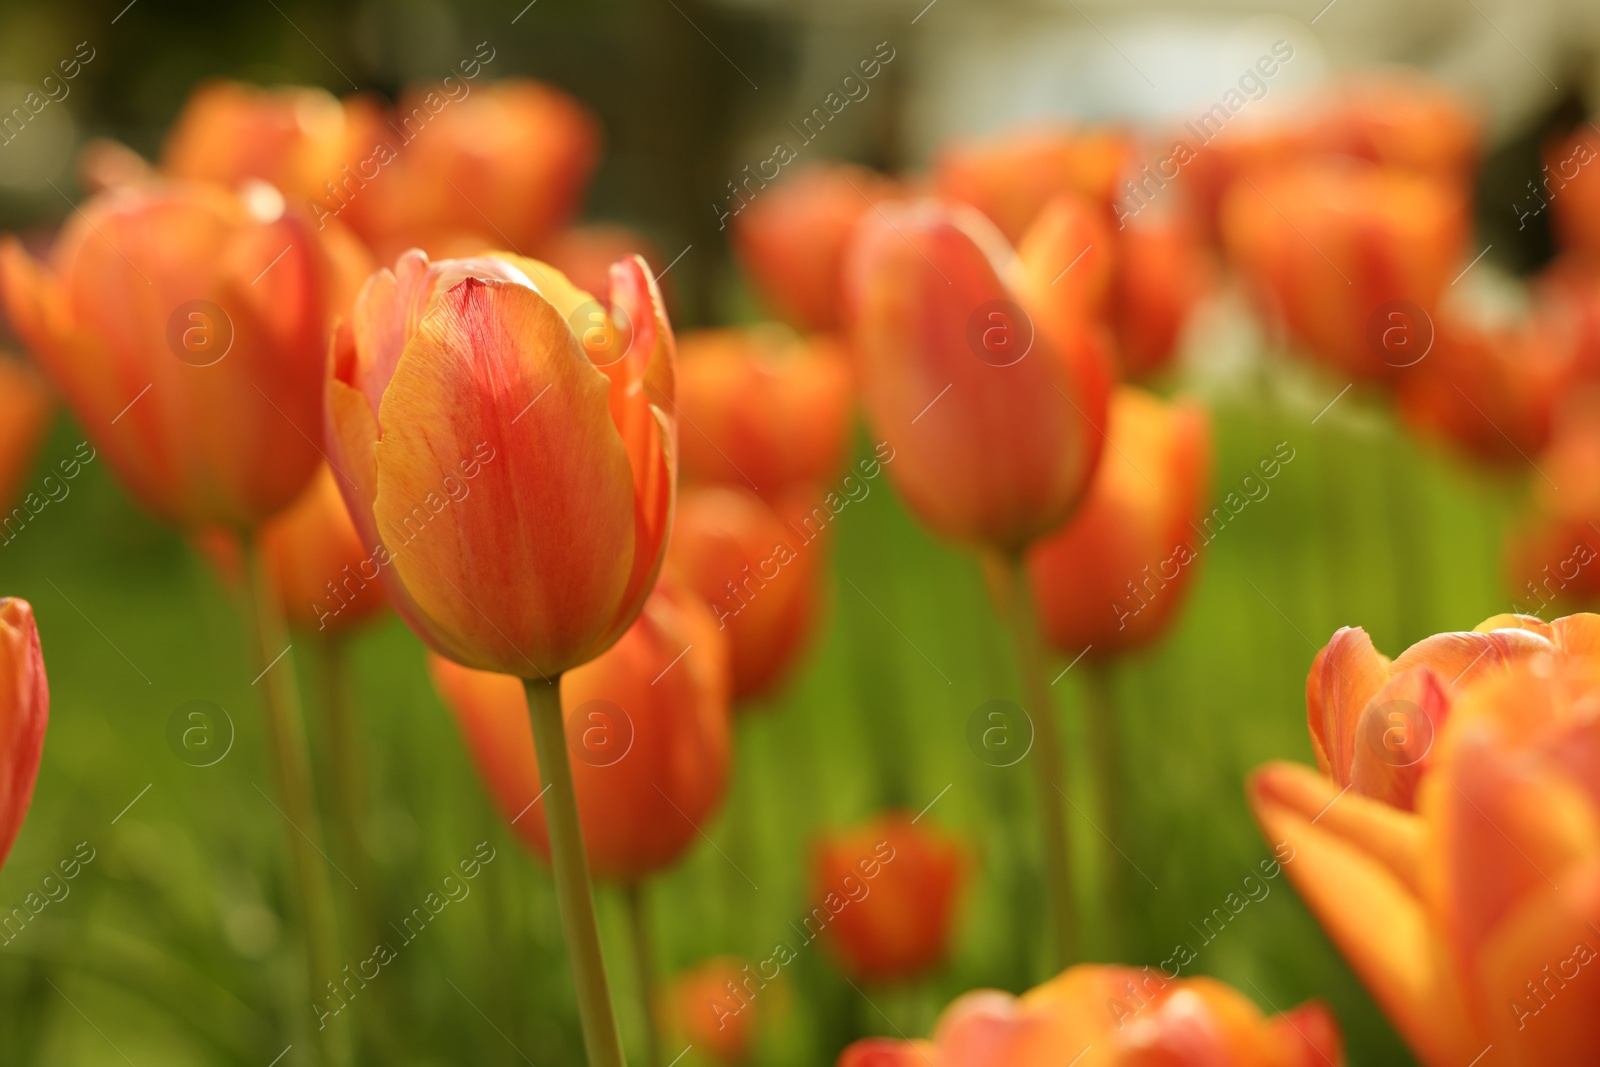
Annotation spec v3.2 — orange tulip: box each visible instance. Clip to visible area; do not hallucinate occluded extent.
[262,465,389,633]
[1179,115,1313,238]
[665,956,760,1066]
[341,79,600,263]
[1506,405,1600,614]
[1313,73,1480,181]
[0,597,47,873]
[844,198,1111,551]
[0,183,371,530]
[731,163,899,332]
[430,576,729,881]
[1027,387,1211,659]
[539,224,666,315]
[1013,194,1113,322]
[667,484,822,703]
[0,357,52,514]
[811,811,963,983]
[1221,161,1467,381]
[675,327,853,497]
[934,125,1134,243]
[1109,211,1212,378]
[1542,123,1600,260]
[325,247,675,678]
[1252,617,1600,1066]
[160,80,380,205]
[838,964,1344,1067]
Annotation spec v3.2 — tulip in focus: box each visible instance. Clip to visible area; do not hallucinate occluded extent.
[665,956,760,1066]
[0,182,372,530]
[1253,614,1600,1066]
[0,598,47,874]
[934,125,1134,242]
[732,163,899,332]
[811,811,963,983]
[1028,387,1212,660]
[675,327,853,497]
[0,357,52,515]
[837,963,1343,1067]
[430,576,730,881]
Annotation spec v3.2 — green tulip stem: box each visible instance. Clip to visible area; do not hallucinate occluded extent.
[1081,659,1124,955]
[624,881,663,1067]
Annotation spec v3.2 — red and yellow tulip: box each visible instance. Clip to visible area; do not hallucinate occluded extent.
[0,597,48,873]
[934,125,1134,242]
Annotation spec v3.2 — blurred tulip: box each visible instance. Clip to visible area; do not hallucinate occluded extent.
[1506,404,1600,613]
[732,163,899,332]
[811,811,963,983]
[0,597,47,873]
[1252,634,1600,1066]
[1109,211,1212,378]
[344,79,600,263]
[1544,123,1600,260]
[1221,161,1467,381]
[1179,115,1312,238]
[665,956,759,1066]
[0,357,52,514]
[161,80,380,205]
[430,576,730,881]
[844,198,1111,552]
[838,964,1344,1067]
[1028,387,1212,660]
[934,125,1134,242]
[1013,193,1112,322]
[77,137,156,194]
[667,484,823,703]
[676,326,853,497]
[0,182,371,530]
[325,247,675,678]
[1535,257,1600,381]
[540,224,666,313]
[1314,73,1479,181]
[263,465,388,633]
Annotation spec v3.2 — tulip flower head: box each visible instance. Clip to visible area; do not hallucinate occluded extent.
[1108,211,1212,379]
[326,247,676,678]
[430,576,729,882]
[838,964,1344,1067]
[934,125,1134,242]
[1506,407,1600,614]
[0,357,52,514]
[0,598,48,873]
[665,956,761,1066]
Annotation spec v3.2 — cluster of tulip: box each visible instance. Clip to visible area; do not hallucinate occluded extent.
[0,53,1597,1067]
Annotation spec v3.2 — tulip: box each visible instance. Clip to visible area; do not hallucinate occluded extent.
[1505,405,1600,615]
[1547,123,1600,261]
[837,963,1344,1067]
[664,956,760,1066]
[0,598,48,873]
[731,163,900,332]
[0,357,52,515]
[811,811,963,983]
[161,80,381,206]
[1013,194,1112,324]
[667,485,823,703]
[0,182,372,530]
[1221,161,1468,381]
[934,125,1134,243]
[1314,73,1480,181]
[540,224,666,315]
[341,79,600,263]
[1178,114,1312,238]
[1108,211,1212,378]
[675,326,854,498]
[1251,628,1600,1066]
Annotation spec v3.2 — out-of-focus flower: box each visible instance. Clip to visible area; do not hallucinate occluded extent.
[838,964,1343,1066]
[934,126,1134,243]
[539,224,666,313]
[811,811,963,983]
[1506,404,1600,614]
[1013,193,1112,322]
[667,484,822,703]
[1180,116,1312,237]
[1544,123,1600,260]
[732,163,900,332]
[1108,211,1212,378]
[430,577,729,881]
[0,597,48,872]
[343,79,600,263]
[160,80,380,206]
[1314,73,1480,182]
[325,248,675,677]
[0,183,372,530]
[77,137,156,194]
[844,199,1111,551]
[1252,632,1600,1067]
[1535,258,1600,381]
[665,956,760,1066]
[675,327,853,497]
[1221,161,1468,381]
[1028,387,1211,660]
[0,357,52,514]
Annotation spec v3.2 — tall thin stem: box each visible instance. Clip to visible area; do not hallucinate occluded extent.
[242,537,349,1067]
[525,676,627,1067]
[623,881,663,1067]
[1081,661,1123,956]
[988,550,1077,969]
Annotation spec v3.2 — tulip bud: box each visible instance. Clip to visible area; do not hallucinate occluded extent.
[0,597,48,872]
[0,357,52,515]
[0,183,373,531]
[732,164,900,332]
[663,956,760,1066]
[667,485,822,703]
[1108,211,1212,378]
[845,199,1111,551]
[430,576,729,881]
[1028,387,1211,659]
[811,811,963,983]
[675,327,853,498]
[326,248,676,677]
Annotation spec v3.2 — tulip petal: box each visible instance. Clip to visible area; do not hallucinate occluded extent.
[0,598,47,870]
[1305,627,1390,784]
[1350,667,1451,810]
